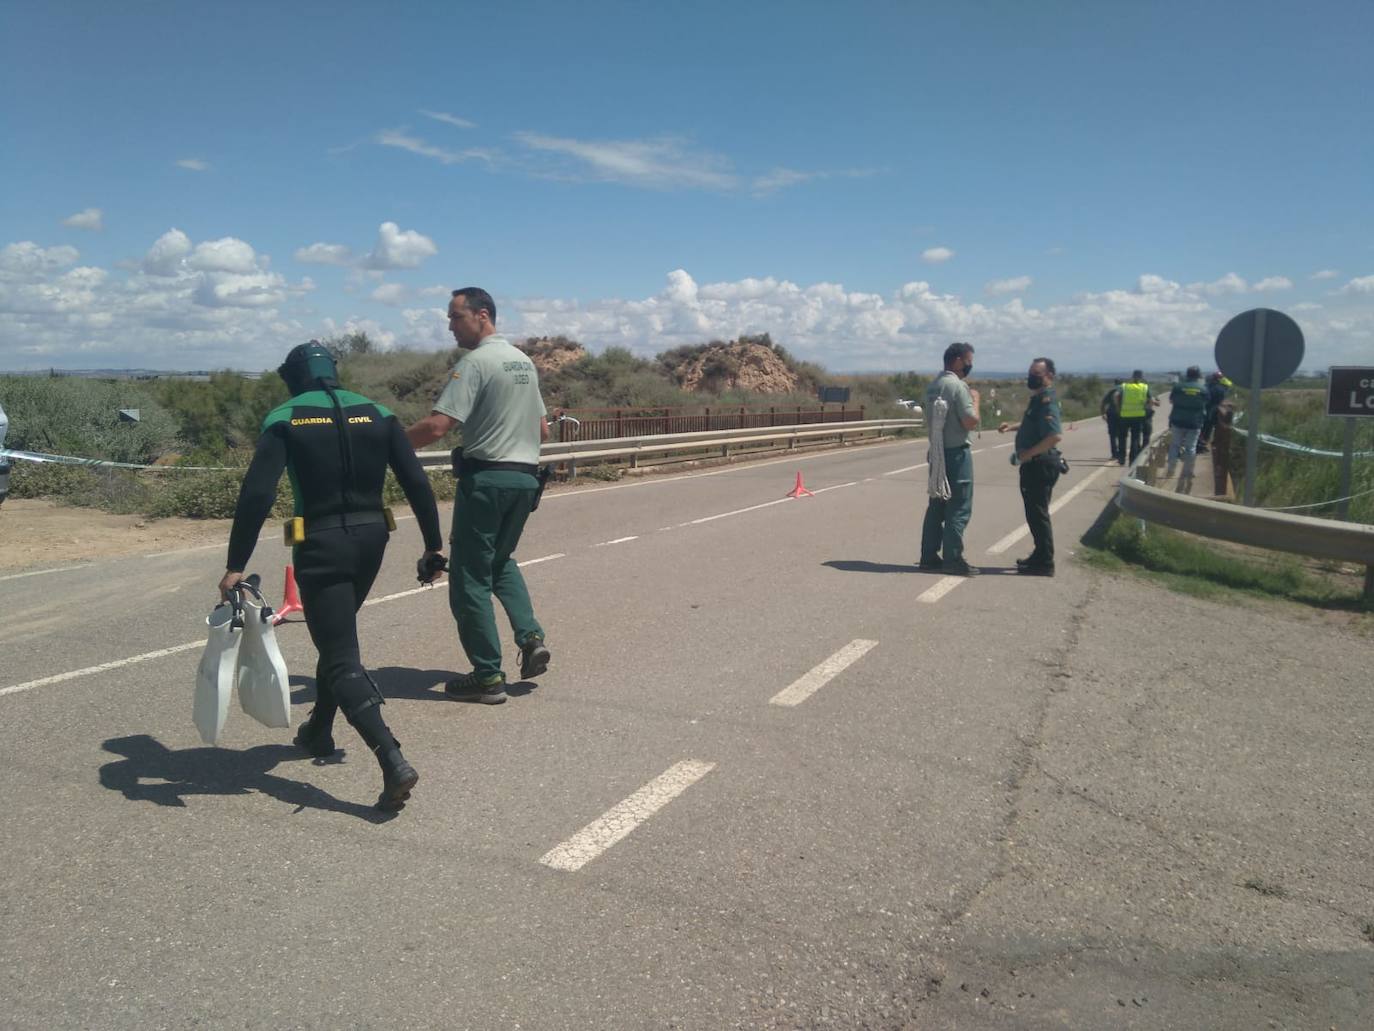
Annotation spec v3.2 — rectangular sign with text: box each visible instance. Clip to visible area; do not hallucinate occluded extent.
[1326,366,1374,417]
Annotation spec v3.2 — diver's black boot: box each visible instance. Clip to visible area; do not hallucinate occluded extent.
[374,744,418,812]
[294,706,337,758]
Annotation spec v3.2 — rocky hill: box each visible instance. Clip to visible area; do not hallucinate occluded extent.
[519,336,588,377]
[659,336,815,394]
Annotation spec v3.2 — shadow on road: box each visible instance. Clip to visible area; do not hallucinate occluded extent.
[290,667,540,704]
[823,560,1021,576]
[97,734,394,822]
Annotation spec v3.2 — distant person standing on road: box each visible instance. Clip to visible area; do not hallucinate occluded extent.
[406,287,552,704]
[1114,369,1155,465]
[1100,378,1123,462]
[998,357,1063,577]
[1196,371,1229,455]
[918,342,981,576]
[1166,365,1208,493]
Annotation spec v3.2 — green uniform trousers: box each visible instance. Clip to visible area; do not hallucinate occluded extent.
[919,445,974,565]
[449,470,544,679]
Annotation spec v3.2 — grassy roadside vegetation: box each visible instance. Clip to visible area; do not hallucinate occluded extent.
[1227,389,1374,523]
[1082,386,1372,612]
[1081,508,1371,613]
[1,333,1106,519]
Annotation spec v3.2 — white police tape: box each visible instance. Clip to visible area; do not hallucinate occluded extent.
[0,447,230,471]
[1229,414,1374,459]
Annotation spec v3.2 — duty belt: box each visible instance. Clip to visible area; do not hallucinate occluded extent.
[307,511,389,532]
[451,448,539,478]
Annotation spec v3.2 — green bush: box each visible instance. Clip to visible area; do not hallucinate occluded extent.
[1,375,182,463]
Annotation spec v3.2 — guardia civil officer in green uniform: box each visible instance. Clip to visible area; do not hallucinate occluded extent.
[218,342,446,811]
[998,356,1064,577]
[918,342,981,576]
[1165,364,1208,492]
[407,287,551,704]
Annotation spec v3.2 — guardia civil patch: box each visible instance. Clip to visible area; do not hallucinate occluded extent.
[451,371,462,380]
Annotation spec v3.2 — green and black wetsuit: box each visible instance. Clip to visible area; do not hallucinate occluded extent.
[226,388,443,752]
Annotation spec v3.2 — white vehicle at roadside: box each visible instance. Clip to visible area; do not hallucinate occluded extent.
[0,400,10,505]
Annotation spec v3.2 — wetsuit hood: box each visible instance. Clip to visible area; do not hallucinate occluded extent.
[278,342,340,396]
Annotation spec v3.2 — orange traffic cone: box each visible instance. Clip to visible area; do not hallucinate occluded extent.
[271,565,304,625]
[785,471,815,498]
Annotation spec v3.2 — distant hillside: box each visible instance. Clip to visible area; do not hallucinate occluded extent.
[657,334,822,395]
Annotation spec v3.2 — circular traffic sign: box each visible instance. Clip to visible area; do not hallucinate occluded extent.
[1214,308,1305,389]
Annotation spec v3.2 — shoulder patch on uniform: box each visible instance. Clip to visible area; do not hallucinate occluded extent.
[451,371,462,380]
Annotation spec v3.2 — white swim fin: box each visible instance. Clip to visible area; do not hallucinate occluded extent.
[235,581,292,730]
[194,597,242,745]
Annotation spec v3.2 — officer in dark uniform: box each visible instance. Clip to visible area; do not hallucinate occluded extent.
[1100,378,1123,462]
[218,342,446,811]
[998,356,1064,577]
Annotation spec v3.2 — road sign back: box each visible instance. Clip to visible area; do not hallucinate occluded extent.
[1214,308,1305,389]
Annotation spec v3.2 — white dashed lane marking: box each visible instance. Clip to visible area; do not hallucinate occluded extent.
[539,760,717,872]
[917,576,966,604]
[769,639,879,707]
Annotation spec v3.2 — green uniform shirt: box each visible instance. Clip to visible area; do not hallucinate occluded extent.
[924,371,975,448]
[1168,378,1208,429]
[433,334,547,465]
[1015,387,1062,454]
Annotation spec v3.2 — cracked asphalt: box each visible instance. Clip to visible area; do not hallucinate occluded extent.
[0,428,1369,1029]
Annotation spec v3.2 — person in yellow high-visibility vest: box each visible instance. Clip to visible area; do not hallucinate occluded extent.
[1113,369,1157,464]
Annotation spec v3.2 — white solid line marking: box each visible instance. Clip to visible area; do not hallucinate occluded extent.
[811,480,858,494]
[595,536,639,546]
[883,461,928,476]
[685,497,791,526]
[0,563,94,583]
[769,639,878,707]
[986,466,1111,554]
[517,552,566,566]
[917,576,965,604]
[0,641,203,698]
[1,552,568,698]
[540,760,716,872]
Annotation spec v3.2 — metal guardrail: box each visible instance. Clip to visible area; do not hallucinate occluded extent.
[1115,433,1374,578]
[417,418,923,471]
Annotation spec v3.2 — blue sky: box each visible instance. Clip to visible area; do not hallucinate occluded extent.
[2,0,1371,373]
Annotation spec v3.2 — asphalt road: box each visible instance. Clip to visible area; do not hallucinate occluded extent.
[1,422,1369,1030]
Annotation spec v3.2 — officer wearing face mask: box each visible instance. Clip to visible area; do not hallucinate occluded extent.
[918,342,981,576]
[218,342,446,811]
[998,356,1063,576]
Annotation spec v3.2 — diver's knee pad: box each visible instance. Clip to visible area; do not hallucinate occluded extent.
[332,670,385,719]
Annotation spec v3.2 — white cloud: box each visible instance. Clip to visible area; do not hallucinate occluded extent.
[142,229,192,276]
[1,241,80,276]
[294,242,354,266]
[986,276,1032,295]
[187,237,259,275]
[370,282,409,305]
[752,168,817,193]
[514,132,739,191]
[176,158,210,172]
[6,241,1374,374]
[375,129,495,165]
[62,208,103,231]
[1310,269,1339,280]
[921,247,954,264]
[1191,272,1249,294]
[421,110,476,130]
[362,222,438,270]
[1253,276,1293,291]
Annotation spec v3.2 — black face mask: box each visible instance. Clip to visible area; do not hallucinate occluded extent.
[1027,373,1045,390]
[962,362,974,379]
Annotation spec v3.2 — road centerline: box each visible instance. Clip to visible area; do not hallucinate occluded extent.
[539,760,716,872]
[770,639,879,707]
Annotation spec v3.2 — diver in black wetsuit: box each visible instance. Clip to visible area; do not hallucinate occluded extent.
[217,342,446,811]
